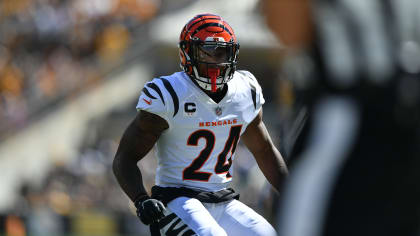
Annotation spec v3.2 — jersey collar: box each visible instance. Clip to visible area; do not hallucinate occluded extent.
[180,71,236,106]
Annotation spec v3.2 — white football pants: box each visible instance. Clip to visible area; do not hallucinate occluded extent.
[164,196,277,236]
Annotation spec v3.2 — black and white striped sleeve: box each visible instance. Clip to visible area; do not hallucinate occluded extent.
[136,78,170,123]
[241,70,265,111]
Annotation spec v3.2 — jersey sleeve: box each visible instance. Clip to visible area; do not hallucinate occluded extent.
[241,70,265,111]
[136,78,171,124]
[236,70,265,124]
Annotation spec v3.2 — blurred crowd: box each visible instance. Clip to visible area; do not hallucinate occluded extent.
[0,111,276,236]
[1,121,148,236]
[0,0,161,140]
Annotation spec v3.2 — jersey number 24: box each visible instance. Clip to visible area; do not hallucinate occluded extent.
[183,125,243,181]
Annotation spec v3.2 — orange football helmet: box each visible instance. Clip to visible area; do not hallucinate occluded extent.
[179,14,240,92]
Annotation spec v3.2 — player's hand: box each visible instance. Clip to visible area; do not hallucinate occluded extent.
[135,196,166,225]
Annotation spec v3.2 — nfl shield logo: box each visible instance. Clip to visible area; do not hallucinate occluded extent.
[215,107,222,116]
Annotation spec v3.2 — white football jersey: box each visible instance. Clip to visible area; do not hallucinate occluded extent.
[136,70,264,191]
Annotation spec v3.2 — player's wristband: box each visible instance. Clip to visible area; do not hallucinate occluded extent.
[134,194,151,208]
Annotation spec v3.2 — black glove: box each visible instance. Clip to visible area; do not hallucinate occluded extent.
[134,196,166,225]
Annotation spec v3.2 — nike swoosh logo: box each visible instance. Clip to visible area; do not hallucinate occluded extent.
[143,98,152,105]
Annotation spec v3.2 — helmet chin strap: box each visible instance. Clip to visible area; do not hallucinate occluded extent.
[207,68,220,93]
[191,66,228,92]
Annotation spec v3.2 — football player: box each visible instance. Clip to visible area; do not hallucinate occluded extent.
[112,13,288,236]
